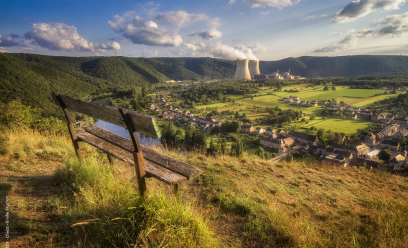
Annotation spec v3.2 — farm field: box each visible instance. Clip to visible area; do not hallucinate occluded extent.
[352,94,399,107]
[191,85,392,135]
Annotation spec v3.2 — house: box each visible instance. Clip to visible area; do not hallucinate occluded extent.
[331,143,370,156]
[255,127,265,135]
[345,110,355,115]
[288,131,319,146]
[365,133,378,145]
[361,149,380,159]
[310,101,318,107]
[149,104,156,110]
[389,155,406,171]
[182,110,191,116]
[292,97,300,104]
[351,114,358,120]
[264,127,276,136]
[380,139,400,150]
[315,144,327,155]
[360,111,372,116]
[162,111,174,120]
[394,129,408,139]
[260,136,294,152]
[393,118,408,124]
[371,114,379,121]
[323,149,353,167]
[276,129,286,135]
[241,125,255,133]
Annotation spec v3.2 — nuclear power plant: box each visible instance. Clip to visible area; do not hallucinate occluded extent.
[248,60,260,79]
[233,59,251,80]
[233,58,302,80]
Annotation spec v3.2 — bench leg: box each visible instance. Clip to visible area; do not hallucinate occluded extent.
[133,152,147,197]
[174,184,179,201]
[68,123,83,163]
[107,154,113,165]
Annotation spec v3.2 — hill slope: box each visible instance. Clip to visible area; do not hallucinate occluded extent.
[1,127,407,247]
[261,55,408,77]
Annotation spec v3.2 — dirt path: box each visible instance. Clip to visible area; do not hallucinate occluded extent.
[0,156,65,247]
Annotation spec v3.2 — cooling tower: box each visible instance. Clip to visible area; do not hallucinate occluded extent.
[248,60,260,79]
[234,59,251,80]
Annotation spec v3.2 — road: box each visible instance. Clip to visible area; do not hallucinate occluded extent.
[269,149,292,163]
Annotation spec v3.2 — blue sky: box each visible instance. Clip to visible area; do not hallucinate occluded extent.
[1,0,408,60]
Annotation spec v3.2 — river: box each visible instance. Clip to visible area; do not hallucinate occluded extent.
[95,120,161,147]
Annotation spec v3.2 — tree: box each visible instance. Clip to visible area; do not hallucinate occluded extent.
[323,85,329,90]
[231,140,244,157]
[332,86,336,91]
[378,149,392,162]
[310,114,315,120]
[209,138,220,156]
[397,136,406,145]
[256,146,265,159]
[335,132,343,144]
[220,138,228,154]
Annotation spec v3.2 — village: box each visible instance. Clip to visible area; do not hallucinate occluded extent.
[152,93,408,172]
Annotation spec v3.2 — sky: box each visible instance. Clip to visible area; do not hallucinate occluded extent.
[1,0,408,61]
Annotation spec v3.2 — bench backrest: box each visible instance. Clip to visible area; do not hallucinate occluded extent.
[55,93,161,138]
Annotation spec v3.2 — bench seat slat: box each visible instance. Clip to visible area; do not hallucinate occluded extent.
[57,93,161,138]
[76,131,187,185]
[85,126,202,180]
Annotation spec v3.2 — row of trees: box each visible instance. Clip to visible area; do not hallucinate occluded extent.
[161,122,207,149]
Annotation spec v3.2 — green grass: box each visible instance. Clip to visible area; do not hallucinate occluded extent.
[353,93,399,107]
[52,153,217,247]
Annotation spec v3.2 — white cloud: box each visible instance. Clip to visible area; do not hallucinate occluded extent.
[0,47,8,53]
[314,29,373,52]
[304,15,316,20]
[206,41,258,59]
[182,40,260,60]
[25,23,121,53]
[0,34,20,47]
[109,15,183,46]
[140,49,159,57]
[375,12,408,37]
[189,29,223,40]
[183,39,206,51]
[229,0,237,4]
[247,43,268,53]
[247,0,302,8]
[154,11,207,27]
[261,11,269,15]
[188,17,223,40]
[333,0,407,23]
[317,11,408,53]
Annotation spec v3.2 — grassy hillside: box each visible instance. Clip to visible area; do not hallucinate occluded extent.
[1,123,407,247]
[261,55,408,77]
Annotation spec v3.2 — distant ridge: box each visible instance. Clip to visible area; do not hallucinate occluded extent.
[260,55,408,77]
[1,53,408,116]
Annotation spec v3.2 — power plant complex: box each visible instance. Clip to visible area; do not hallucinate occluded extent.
[233,58,301,80]
[234,59,260,80]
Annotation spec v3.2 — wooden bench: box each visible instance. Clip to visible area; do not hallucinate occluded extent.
[52,92,201,196]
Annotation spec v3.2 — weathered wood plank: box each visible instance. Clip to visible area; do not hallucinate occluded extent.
[85,126,202,179]
[56,93,161,138]
[76,131,187,185]
[127,111,161,140]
